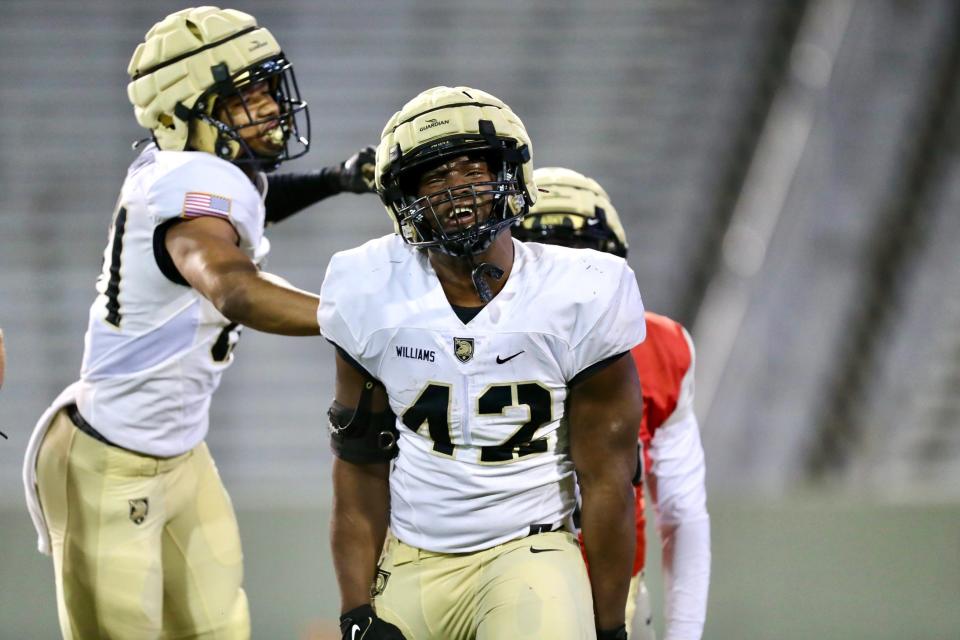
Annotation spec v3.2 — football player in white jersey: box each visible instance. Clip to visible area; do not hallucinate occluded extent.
[515,167,711,640]
[22,7,374,639]
[320,86,646,640]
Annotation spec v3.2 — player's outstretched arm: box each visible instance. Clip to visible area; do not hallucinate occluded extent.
[166,216,320,335]
[569,353,643,637]
[265,145,377,225]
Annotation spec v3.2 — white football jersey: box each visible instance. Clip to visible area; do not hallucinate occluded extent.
[75,144,269,457]
[319,235,646,553]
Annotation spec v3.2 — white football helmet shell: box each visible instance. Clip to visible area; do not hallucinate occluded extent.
[520,166,629,257]
[375,86,538,255]
[127,6,305,163]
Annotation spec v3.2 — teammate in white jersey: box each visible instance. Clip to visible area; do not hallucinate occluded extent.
[515,167,711,640]
[23,8,374,639]
[321,86,646,640]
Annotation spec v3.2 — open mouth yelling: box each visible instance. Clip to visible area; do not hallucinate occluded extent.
[443,205,477,230]
[262,122,285,147]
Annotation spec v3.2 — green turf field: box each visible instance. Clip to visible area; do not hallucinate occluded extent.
[2,498,957,639]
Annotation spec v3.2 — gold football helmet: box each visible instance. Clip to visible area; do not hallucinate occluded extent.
[376,86,537,257]
[515,166,628,257]
[126,6,309,169]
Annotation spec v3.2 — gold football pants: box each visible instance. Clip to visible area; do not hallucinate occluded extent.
[374,530,596,639]
[36,409,249,639]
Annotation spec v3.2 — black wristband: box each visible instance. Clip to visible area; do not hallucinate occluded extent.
[597,623,628,640]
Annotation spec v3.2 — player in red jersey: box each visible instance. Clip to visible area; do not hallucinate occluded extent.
[514,167,710,640]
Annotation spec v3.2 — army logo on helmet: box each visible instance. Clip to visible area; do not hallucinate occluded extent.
[129,497,149,525]
[453,337,475,363]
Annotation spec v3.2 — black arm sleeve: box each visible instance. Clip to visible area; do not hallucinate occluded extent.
[568,351,630,388]
[264,169,342,224]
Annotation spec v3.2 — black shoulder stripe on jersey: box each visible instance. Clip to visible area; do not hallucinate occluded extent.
[328,341,377,379]
[104,207,128,327]
[152,218,190,287]
[568,351,630,388]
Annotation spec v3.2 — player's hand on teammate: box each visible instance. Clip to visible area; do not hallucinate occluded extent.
[336,145,377,194]
[339,604,406,639]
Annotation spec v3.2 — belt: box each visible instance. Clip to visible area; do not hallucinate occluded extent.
[65,403,118,447]
[527,522,563,537]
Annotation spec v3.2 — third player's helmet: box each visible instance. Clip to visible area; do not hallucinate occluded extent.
[376,86,537,257]
[514,166,628,257]
[126,6,309,170]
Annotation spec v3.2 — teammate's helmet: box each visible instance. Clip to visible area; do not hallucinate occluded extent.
[514,167,628,257]
[127,6,309,170]
[376,86,537,257]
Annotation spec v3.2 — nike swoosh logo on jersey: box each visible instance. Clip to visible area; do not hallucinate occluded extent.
[529,546,560,553]
[496,350,525,364]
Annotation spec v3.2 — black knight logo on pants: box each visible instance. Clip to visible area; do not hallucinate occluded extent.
[371,567,391,597]
[129,498,149,525]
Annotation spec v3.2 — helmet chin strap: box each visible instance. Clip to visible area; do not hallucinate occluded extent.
[461,234,505,303]
[457,214,503,304]
[470,261,504,303]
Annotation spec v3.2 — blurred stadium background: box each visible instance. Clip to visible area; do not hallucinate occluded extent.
[1,0,959,637]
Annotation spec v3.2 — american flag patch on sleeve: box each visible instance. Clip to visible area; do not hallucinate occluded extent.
[182,192,232,219]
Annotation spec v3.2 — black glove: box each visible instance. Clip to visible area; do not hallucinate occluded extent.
[335,145,377,193]
[597,624,628,640]
[340,604,406,640]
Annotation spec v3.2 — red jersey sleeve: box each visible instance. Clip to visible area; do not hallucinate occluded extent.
[630,312,693,574]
